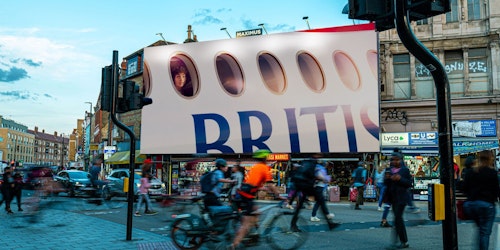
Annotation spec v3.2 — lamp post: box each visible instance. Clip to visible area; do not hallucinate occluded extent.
[258,23,268,34]
[302,16,311,30]
[220,27,232,38]
[84,101,92,168]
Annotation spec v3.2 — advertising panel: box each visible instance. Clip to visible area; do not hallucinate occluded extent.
[141,24,379,154]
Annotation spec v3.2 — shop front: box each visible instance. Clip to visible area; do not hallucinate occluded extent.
[381,122,498,200]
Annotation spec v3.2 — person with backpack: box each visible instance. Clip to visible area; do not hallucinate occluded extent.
[352,161,367,210]
[310,160,335,222]
[202,158,234,208]
[291,154,340,231]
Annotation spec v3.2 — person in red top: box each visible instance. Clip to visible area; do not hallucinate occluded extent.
[228,149,284,249]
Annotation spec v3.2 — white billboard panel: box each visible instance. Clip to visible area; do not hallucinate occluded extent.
[141,24,379,154]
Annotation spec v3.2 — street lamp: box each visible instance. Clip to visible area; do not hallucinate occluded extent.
[258,23,268,34]
[220,27,232,38]
[302,16,311,30]
[84,101,92,167]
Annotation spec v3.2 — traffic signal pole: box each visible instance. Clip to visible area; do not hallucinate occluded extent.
[109,50,137,241]
[393,1,458,249]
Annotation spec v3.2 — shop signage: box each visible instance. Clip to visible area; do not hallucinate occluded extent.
[409,132,438,145]
[89,144,99,151]
[381,133,409,146]
[236,28,262,37]
[126,55,139,76]
[141,24,379,154]
[267,153,289,161]
[452,120,496,137]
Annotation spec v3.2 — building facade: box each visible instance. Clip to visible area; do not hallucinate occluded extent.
[0,116,35,165]
[28,127,69,167]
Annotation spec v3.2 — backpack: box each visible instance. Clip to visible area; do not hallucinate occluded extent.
[200,171,216,193]
[353,167,365,185]
[291,160,316,194]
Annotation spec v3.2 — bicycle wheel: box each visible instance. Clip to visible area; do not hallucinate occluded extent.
[171,218,204,250]
[264,211,309,250]
[102,187,125,209]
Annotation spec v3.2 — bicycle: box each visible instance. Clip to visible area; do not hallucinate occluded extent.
[72,184,126,211]
[170,197,308,250]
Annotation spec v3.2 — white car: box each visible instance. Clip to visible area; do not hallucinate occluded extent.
[104,169,166,201]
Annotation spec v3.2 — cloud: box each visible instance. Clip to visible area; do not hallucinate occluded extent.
[240,18,295,33]
[192,8,224,25]
[0,66,29,82]
[0,90,33,100]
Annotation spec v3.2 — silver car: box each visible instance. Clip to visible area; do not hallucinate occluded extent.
[104,169,166,201]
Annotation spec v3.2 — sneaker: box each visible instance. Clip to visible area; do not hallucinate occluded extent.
[354,206,361,210]
[310,216,320,222]
[380,221,392,227]
[286,204,294,210]
[326,213,335,219]
[145,210,158,215]
[397,242,409,249]
[290,226,303,232]
[378,206,383,211]
[18,208,23,212]
[134,212,141,217]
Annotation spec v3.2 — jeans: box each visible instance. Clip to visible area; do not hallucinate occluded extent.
[463,200,496,250]
[377,183,386,207]
[311,186,331,218]
[136,193,153,213]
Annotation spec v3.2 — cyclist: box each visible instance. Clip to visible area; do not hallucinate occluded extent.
[228,149,285,250]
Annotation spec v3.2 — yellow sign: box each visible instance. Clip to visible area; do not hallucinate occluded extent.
[267,153,290,161]
[90,144,99,151]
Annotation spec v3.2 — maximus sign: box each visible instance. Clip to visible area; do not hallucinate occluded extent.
[141,24,379,154]
[236,28,263,38]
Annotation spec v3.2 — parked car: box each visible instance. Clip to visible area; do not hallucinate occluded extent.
[54,170,92,197]
[104,169,166,201]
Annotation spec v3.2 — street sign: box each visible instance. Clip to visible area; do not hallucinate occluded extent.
[104,146,117,154]
[236,28,262,38]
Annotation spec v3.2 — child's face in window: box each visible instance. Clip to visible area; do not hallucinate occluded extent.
[174,72,187,89]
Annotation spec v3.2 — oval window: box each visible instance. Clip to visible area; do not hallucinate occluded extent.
[215,53,244,96]
[142,61,152,97]
[169,54,199,97]
[366,50,378,78]
[297,51,325,92]
[257,52,286,94]
[332,51,361,91]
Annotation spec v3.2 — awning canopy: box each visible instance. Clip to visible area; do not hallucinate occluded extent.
[105,150,146,165]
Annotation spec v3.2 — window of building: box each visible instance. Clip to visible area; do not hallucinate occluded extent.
[445,50,465,97]
[415,60,434,99]
[446,0,459,23]
[393,54,411,99]
[416,18,428,25]
[467,0,481,20]
[467,48,489,96]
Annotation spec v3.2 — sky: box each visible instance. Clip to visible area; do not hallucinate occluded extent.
[0,1,357,136]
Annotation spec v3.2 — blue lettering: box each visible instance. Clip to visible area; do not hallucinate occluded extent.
[285,108,300,152]
[192,113,235,153]
[238,111,272,152]
[300,106,338,152]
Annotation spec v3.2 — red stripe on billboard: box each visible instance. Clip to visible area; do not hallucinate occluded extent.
[299,23,375,33]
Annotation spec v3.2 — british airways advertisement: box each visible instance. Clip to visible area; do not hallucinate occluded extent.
[141,24,379,154]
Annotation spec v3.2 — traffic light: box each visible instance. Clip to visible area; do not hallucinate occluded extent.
[348,0,450,32]
[116,80,153,113]
[100,65,113,112]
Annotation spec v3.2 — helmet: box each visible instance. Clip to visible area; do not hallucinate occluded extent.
[214,158,227,167]
[253,149,271,159]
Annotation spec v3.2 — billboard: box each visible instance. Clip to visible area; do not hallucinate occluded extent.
[141,23,379,154]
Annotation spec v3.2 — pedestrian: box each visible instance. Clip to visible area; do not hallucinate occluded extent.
[89,156,104,189]
[375,163,387,211]
[202,158,235,209]
[291,154,340,231]
[385,152,412,249]
[0,167,15,214]
[462,150,499,250]
[457,155,475,192]
[310,160,335,223]
[229,161,244,206]
[12,169,23,211]
[134,170,157,216]
[351,161,367,210]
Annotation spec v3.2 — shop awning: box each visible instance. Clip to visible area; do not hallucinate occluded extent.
[105,150,146,165]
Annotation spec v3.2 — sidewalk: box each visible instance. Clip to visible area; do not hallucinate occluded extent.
[0,200,497,250]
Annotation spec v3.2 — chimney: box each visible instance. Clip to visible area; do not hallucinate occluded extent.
[54,132,58,137]
[42,129,45,133]
[35,126,38,132]
[187,25,192,40]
